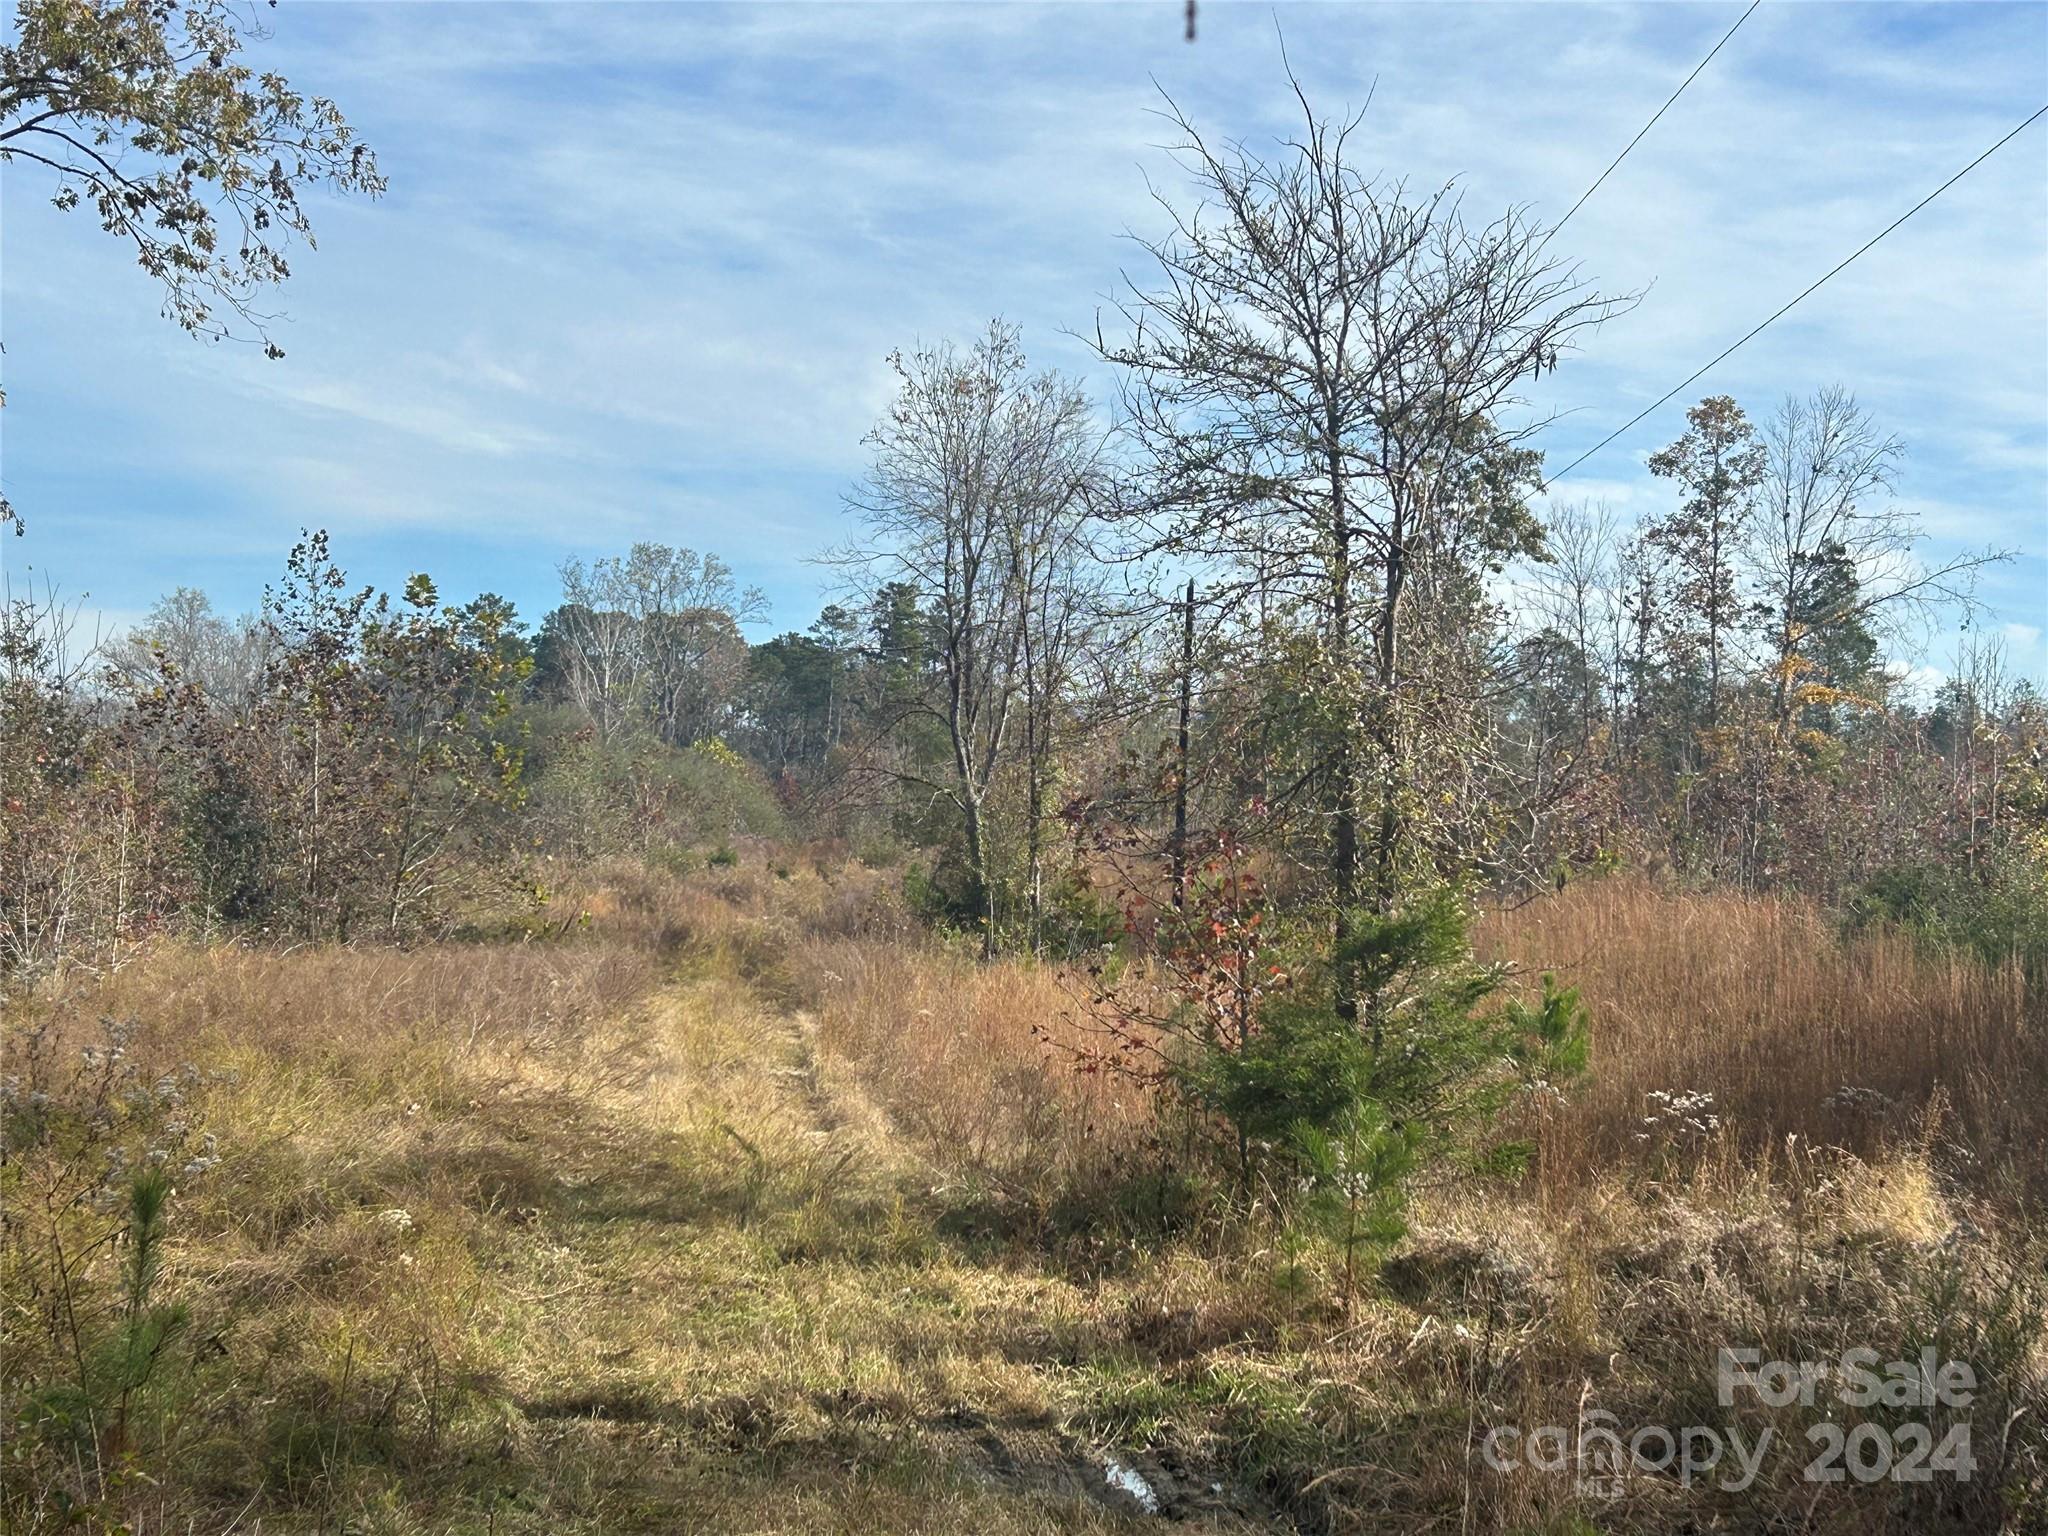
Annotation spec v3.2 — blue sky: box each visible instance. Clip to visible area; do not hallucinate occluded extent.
[4,1,2044,680]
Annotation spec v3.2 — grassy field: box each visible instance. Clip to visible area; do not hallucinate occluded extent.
[3,858,2042,1534]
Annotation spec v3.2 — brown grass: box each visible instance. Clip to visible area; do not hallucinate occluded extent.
[4,871,1159,1533]
[794,936,1151,1198]
[1478,875,2044,1201]
[794,868,2043,1210]
[4,856,2040,1535]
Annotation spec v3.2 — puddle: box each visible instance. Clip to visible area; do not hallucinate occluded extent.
[1102,1455,1161,1514]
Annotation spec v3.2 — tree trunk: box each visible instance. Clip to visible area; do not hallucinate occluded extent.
[1371,528,1406,916]
[1364,518,1409,1056]
[1171,578,1194,912]
[962,791,995,959]
[1025,707,1044,954]
[1329,469,1360,1025]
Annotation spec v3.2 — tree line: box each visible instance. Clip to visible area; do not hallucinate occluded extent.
[7,82,2039,980]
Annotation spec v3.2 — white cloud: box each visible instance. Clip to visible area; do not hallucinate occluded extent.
[2,0,2041,674]
[249,372,564,460]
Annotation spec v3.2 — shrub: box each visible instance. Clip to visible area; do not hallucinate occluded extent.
[1292,1100,1421,1314]
[1,596,183,976]
[1848,848,2048,978]
[526,727,788,862]
[901,850,990,933]
[1035,866,1125,958]
[1201,890,1590,1164]
[1190,998,1369,1147]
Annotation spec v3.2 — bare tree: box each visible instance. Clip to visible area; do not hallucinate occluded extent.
[1092,79,1632,1013]
[839,322,1101,954]
[0,576,135,975]
[552,545,766,746]
[106,587,267,714]
[1532,501,1621,760]
[545,590,638,744]
[1016,494,1109,950]
[1753,387,2006,730]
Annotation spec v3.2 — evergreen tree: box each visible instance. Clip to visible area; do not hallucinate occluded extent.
[1645,396,1766,731]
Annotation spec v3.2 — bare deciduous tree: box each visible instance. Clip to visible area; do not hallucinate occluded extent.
[1753,386,2007,729]
[107,587,268,714]
[838,322,1102,954]
[1092,80,1632,1013]
[552,545,766,746]
[1016,494,1108,951]
[1532,500,1621,759]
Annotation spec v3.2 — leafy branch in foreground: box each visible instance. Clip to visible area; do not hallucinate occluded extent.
[1,0,385,353]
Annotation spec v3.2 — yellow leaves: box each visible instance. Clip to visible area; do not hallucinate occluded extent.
[1774,649,1816,683]
[694,737,748,773]
[1794,681,1880,715]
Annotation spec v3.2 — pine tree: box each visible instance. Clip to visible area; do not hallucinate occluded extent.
[1646,396,1766,731]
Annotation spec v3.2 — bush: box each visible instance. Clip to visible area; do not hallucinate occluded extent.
[1194,894,1589,1306]
[901,851,990,933]
[1847,848,2048,977]
[1340,892,1590,1145]
[1035,867,1125,958]
[526,727,787,862]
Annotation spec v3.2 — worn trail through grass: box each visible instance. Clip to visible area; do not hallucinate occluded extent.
[475,959,1265,1535]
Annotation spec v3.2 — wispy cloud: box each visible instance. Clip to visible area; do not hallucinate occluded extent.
[4,0,2042,668]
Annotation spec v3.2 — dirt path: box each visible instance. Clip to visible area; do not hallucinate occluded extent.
[519,971,1286,1532]
[431,960,1284,1533]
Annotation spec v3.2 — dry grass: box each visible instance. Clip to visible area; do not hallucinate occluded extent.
[1479,875,2045,1202]
[3,856,2041,1534]
[795,937,1149,1197]
[796,868,2044,1210]
[0,865,1192,1535]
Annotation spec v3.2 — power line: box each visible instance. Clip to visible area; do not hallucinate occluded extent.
[1545,100,2048,491]
[1552,0,1763,239]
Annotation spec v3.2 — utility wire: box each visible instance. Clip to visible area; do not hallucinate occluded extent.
[1551,0,1763,239]
[1545,100,2048,491]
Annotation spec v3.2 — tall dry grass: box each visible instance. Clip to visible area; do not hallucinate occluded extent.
[793,869,2040,1209]
[1479,876,2043,1199]
[794,937,1151,1196]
